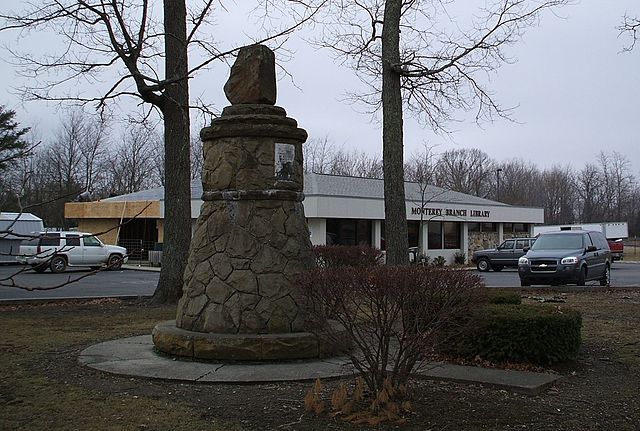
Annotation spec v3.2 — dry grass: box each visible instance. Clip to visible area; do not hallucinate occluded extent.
[522,288,640,366]
[0,291,638,430]
[0,299,235,431]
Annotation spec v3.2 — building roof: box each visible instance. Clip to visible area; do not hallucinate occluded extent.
[0,212,44,240]
[103,173,509,207]
[0,212,43,222]
[304,173,509,207]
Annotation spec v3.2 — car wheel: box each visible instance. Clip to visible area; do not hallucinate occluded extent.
[50,256,67,273]
[493,265,504,272]
[600,265,610,287]
[520,279,531,287]
[107,254,123,271]
[477,258,491,272]
[32,264,47,273]
[577,266,586,286]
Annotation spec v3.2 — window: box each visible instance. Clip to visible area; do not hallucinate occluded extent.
[428,221,442,249]
[515,239,529,249]
[83,235,102,247]
[65,235,80,247]
[326,219,372,246]
[40,233,60,247]
[381,221,420,250]
[407,221,420,248]
[501,240,516,250]
[443,222,461,249]
[513,223,527,233]
[427,221,461,249]
[481,222,497,232]
[469,222,496,233]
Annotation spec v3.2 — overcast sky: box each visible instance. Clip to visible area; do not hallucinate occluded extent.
[1,1,638,175]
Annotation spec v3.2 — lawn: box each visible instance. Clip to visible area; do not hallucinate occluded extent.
[1,289,638,430]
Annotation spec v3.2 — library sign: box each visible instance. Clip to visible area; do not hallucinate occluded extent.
[410,206,491,218]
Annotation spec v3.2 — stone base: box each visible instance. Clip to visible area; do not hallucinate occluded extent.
[152,320,349,361]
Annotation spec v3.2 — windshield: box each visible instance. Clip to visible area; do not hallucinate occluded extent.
[531,234,584,250]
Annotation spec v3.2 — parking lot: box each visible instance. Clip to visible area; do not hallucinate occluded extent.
[0,264,159,301]
[478,261,640,287]
[1,262,639,301]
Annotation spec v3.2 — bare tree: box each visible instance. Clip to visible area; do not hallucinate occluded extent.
[539,165,575,225]
[619,14,640,51]
[304,136,383,177]
[574,162,601,222]
[493,159,541,205]
[108,125,157,195]
[313,0,568,264]
[435,148,495,197]
[304,136,336,174]
[405,143,442,255]
[1,1,319,303]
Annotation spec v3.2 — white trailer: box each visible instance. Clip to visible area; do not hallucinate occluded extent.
[532,222,628,240]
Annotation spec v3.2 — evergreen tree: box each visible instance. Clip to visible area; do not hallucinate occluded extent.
[0,106,30,172]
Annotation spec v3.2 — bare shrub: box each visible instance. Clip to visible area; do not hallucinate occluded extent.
[299,265,486,394]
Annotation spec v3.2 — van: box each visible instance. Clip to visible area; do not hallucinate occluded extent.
[518,230,610,286]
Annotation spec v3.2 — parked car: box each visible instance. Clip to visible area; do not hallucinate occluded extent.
[517,230,610,287]
[608,239,624,261]
[17,231,128,273]
[472,237,537,272]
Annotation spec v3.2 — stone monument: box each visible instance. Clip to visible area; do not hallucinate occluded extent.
[152,44,346,361]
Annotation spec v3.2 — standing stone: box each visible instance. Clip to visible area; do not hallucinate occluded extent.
[224,45,276,105]
[152,44,347,361]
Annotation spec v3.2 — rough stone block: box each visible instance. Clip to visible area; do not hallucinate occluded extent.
[224,44,276,105]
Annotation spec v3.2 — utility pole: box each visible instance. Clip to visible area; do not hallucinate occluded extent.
[496,168,503,201]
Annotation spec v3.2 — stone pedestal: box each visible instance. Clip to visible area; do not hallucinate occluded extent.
[153,45,347,361]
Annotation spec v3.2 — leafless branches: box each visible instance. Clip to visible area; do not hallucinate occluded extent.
[312,0,569,129]
[619,14,640,52]
[0,0,324,114]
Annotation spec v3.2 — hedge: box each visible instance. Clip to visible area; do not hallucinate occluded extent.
[487,290,522,305]
[313,245,384,268]
[445,304,582,365]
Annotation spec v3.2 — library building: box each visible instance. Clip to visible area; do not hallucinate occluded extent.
[65,173,544,263]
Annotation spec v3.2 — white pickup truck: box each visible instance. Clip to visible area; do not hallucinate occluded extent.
[17,231,128,273]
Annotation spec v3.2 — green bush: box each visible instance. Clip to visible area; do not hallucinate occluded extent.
[445,304,582,365]
[487,290,522,305]
[453,251,466,265]
[432,256,446,267]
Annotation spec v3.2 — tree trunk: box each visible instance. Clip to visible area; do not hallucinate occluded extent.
[152,0,191,304]
[381,0,408,265]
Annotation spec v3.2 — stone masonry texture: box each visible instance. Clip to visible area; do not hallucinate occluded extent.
[175,44,314,337]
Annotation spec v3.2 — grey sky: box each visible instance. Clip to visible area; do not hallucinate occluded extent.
[1,1,638,174]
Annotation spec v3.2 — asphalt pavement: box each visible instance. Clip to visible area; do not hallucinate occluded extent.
[0,264,159,301]
[1,261,639,302]
[478,261,640,287]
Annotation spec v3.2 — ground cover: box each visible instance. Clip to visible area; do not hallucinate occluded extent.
[1,289,638,430]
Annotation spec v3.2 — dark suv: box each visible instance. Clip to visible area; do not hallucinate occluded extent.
[472,237,536,272]
[518,230,610,287]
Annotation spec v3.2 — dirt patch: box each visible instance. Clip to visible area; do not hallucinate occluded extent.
[1,291,639,430]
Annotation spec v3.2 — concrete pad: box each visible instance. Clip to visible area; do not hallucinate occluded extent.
[79,336,561,393]
[80,335,356,383]
[200,360,357,383]
[416,362,561,395]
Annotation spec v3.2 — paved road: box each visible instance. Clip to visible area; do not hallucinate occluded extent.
[0,264,159,300]
[2,261,638,301]
[478,261,640,287]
